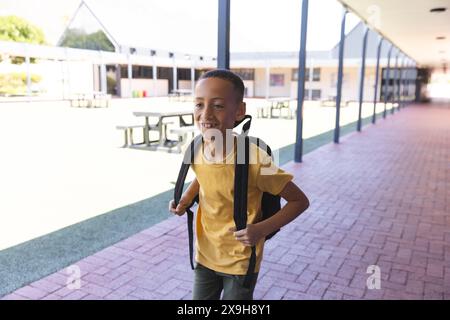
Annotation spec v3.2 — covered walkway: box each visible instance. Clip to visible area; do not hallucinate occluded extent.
[2,103,449,300]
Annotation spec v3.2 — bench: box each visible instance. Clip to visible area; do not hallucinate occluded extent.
[169,126,197,152]
[320,100,336,107]
[116,124,160,147]
[91,92,111,108]
[320,100,353,108]
[257,105,293,119]
[71,92,111,108]
[271,105,294,119]
[256,106,269,118]
[116,125,146,147]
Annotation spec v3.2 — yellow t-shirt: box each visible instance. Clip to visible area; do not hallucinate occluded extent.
[191,139,293,275]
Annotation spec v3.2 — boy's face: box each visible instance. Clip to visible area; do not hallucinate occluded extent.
[194,77,246,140]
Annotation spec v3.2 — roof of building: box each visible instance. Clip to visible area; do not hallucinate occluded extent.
[58,0,217,59]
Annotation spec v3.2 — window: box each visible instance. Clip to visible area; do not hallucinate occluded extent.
[132,66,153,79]
[305,89,310,99]
[157,67,172,79]
[270,74,285,87]
[232,68,254,81]
[141,66,153,78]
[177,68,191,81]
[311,89,321,100]
[120,66,128,78]
[292,68,309,81]
[106,65,116,73]
[132,66,140,78]
[120,65,152,79]
[312,68,321,81]
[195,69,213,80]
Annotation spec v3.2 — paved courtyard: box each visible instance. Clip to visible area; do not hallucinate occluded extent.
[2,103,449,300]
[0,97,387,250]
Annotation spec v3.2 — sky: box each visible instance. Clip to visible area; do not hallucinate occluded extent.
[0,0,360,56]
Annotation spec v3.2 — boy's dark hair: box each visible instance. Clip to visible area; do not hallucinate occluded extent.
[199,69,245,102]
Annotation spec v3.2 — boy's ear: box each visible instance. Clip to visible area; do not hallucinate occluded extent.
[236,101,246,121]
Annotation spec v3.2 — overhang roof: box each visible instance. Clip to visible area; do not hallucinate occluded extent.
[338,0,450,68]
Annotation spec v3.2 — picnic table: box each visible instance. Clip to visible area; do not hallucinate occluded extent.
[169,89,193,102]
[70,91,110,108]
[133,110,195,151]
[257,97,293,119]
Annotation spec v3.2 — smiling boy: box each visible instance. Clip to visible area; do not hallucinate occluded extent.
[169,69,309,300]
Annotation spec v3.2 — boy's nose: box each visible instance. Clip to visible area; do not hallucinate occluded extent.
[200,105,215,119]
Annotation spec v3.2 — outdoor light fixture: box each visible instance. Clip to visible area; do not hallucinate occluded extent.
[130,47,136,54]
[199,56,204,61]
[169,52,174,58]
[430,7,447,13]
[150,50,156,56]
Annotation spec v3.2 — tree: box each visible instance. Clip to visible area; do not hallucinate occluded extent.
[0,15,45,44]
[0,73,42,96]
[60,28,115,52]
[0,16,46,64]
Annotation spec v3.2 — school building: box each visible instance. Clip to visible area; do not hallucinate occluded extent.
[0,1,418,103]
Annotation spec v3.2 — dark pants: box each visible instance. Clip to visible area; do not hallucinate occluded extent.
[193,263,258,300]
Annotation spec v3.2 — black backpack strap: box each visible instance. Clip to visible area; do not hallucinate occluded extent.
[233,135,249,230]
[186,207,195,270]
[246,247,257,288]
[174,135,202,270]
[233,134,256,288]
[234,115,252,136]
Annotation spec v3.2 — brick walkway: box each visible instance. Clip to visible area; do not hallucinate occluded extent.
[2,104,449,300]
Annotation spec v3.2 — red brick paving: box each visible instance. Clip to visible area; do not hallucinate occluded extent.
[2,103,449,300]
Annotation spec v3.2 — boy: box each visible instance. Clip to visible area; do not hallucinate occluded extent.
[169,69,309,300]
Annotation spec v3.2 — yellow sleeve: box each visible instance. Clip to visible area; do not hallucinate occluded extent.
[255,147,293,195]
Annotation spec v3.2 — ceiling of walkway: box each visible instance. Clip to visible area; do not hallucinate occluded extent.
[338,0,450,69]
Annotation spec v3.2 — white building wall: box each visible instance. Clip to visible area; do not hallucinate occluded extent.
[178,80,192,90]
[93,65,100,92]
[254,68,267,97]
[0,59,96,99]
[288,66,378,103]
[66,61,94,96]
[254,67,292,98]
[267,68,291,97]
[120,78,168,97]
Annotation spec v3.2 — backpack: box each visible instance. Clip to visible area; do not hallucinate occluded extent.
[173,115,281,288]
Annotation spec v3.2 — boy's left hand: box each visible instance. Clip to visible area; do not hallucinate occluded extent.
[229,224,265,247]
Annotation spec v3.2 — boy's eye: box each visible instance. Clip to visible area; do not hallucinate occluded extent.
[213,105,224,109]
[195,103,203,108]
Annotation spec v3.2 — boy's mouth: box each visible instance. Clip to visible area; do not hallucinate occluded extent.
[200,123,218,129]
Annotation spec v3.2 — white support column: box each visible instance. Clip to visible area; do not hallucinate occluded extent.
[60,60,65,100]
[172,57,177,92]
[127,53,132,98]
[152,57,157,97]
[309,58,314,100]
[191,64,195,93]
[100,63,107,94]
[25,44,31,97]
[265,63,270,99]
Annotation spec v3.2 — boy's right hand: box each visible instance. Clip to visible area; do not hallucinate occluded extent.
[169,198,190,216]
